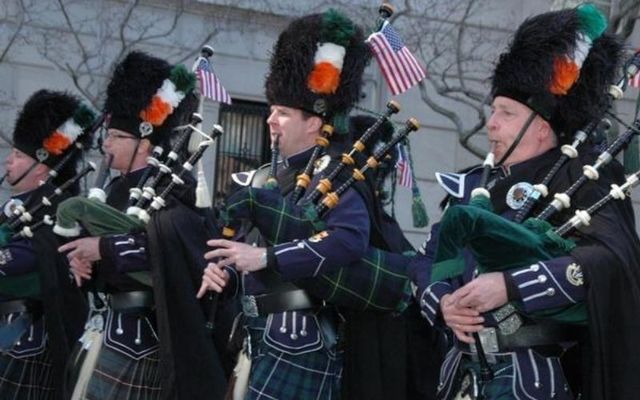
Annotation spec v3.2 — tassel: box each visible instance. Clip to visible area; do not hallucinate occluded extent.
[195,160,212,208]
[403,139,428,228]
[411,185,428,228]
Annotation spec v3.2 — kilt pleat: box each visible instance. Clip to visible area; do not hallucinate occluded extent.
[0,347,55,400]
[247,348,341,400]
[84,344,161,400]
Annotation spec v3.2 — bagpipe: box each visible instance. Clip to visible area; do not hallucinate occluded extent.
[52,115,222,238]
[220,101,420,312]
[428,51,640,324]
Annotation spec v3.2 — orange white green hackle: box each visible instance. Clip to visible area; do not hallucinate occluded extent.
[42,104,96,155]
[139,64,196,133]
[307,9,356,95]
[549,3,608,95]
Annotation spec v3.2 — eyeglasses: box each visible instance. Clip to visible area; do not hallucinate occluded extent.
[105,132,137,141]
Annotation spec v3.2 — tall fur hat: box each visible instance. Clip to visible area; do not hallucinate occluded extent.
[12,89,96,184]
[491,3,621,143]
[104,51,198,145]
[265,10,370,133]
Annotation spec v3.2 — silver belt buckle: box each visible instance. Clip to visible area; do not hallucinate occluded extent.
[471,327,499,353]
[241,295,259,318]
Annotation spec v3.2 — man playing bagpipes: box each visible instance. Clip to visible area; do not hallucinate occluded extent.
[0,90,95,399]
[197,9,439,400]
[408,4,640,399]
[57,51,227,400]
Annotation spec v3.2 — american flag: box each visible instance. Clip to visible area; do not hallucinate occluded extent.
[630,71,640,88]
[366,21,426,96]
[396,144,413,188]
[195,57,232,104]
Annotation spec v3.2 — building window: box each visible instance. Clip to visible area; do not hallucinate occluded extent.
[214,100,270,206]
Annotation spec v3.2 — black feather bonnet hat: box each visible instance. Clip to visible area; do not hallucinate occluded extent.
[12,89,96,183]
[491,3,621,143]
[265,10,370,133]
[104,51,198,145]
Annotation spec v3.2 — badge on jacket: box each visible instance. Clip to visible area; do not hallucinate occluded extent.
[506,182,533,210]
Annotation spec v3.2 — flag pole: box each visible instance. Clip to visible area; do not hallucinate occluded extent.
[191,45,215,208]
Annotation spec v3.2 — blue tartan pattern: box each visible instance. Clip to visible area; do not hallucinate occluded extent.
[0,346,55,399]
[301,248,413,312]
[84,343,161,400]
[247,325,342,400]
[225,187,413,311]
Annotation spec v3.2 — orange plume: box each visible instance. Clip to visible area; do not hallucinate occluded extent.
[549,57,580,95]
[43,131,72,155]
[307,62,341,94]
[140,95,173,126]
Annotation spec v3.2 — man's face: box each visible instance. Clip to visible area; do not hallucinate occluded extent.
[266,105,321,158]
[486,96,555,166]
[5,148,46,193]
[102,128,140,173]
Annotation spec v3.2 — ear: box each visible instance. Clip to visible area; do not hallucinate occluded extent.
[137,138,152,155]
[305,115,323,136]
[33,163,50,180]
[535,118,553,143]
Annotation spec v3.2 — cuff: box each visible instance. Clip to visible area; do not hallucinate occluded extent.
[507,257,584,313]
[418,281,453,326]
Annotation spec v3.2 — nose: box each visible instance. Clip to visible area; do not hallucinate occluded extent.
[5,152,14,166]
[102,137,111,154]
[486,111,498,132]
[266,110,277,126]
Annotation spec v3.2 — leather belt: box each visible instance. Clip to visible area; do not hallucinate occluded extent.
[461,323,584,354]
[109,291,154,311]
[241,289,320,318]
[0,299,42,316]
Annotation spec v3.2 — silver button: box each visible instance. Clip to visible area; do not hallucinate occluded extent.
[530,264,540,272]
[537,274,547,283]
[546,288,556,296]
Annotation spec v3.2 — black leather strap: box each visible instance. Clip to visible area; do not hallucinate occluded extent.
[242,289,320,317]
[109,290,154,311]
[498,323,584,350]
[458,323,584,354]
[0,299,42,316]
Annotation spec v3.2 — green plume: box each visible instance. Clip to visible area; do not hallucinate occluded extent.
[322,9,355,47]
[170,64,196,94]
[73,103,98,130]
[576,3,607,41]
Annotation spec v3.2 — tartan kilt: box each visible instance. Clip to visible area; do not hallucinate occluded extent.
[247,330,342,400]
[84,344,161,400]
[0,347,56,399]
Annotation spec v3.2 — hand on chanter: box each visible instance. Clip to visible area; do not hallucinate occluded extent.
[68,256,93,287]
[204,239,267,273]
[441,293,484,344]
[452,272,508,313]
[58,237,102,263]
[196,263,230,298]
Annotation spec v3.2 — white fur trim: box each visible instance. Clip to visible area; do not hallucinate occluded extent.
[53,222,81,237]
[314,42,345,70]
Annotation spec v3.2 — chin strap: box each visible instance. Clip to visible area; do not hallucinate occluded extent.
[496,111,538,166]
[9,160,39,188]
